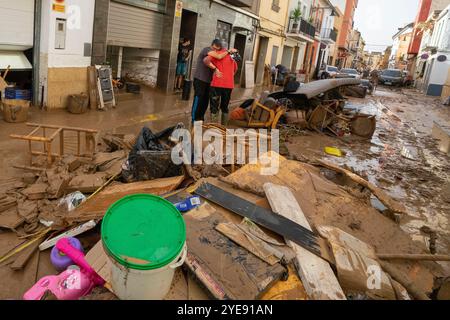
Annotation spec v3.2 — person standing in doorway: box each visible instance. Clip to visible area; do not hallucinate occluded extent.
[204,49,239,125]
[191,39,237,122]
[175,38,192,91]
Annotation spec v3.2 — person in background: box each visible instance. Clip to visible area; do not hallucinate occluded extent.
[204,48,239,125]
[191,39,237,122]
[370,69,379,92]
[175,38,192,91]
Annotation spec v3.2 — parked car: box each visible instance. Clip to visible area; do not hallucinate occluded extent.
[339,68,362,79]
[403,70,413,86]
[379,69,404,86]
[318,65,339,79]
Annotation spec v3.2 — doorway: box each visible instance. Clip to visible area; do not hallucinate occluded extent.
[291,46,300,72]
[179,10,198,80]
[255,36,269,84]
[234,33,247,85]
[281,46,294,70]
[271,46,279,66]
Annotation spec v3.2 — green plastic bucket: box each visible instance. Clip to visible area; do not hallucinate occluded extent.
[101,194,186,300]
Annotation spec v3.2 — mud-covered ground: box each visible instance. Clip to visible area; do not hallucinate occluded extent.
[285,87,450,271]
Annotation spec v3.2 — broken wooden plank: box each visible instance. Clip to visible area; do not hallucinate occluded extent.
[184,203,286,300]
[377,253,450,262]
[66,176,185,223]
[10,239,42,270]
[67,173,109,194]
[263,183,346,300]
[0,208,25,230]
[317,160,407,215]
[39,220,97,251]
[0,196,17,213]
[22,183,48,200]
[215,222,280,266]
[194,182,332,263]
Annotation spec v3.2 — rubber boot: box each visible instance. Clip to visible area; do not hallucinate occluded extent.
[211,112,219,124]
[221,112,229,126]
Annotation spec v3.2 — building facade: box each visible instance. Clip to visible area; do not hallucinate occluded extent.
[282,0,315,80]
[415,5,450,96]
[157,0,260,93]
[408,0,450,79]
[389,23,414,70]
[312,0,339,75]
[334,0,358,68]
[252,0,289,84]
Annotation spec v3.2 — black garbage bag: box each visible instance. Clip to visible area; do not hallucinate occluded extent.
[123,126,183,182]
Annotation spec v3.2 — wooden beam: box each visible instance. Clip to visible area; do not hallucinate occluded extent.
[26,123,98,133]
[10,134,52,143]
[263,183,346,300]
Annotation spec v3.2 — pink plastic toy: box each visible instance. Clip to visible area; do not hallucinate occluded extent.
[23,238,105,300]
[23,267,96,300]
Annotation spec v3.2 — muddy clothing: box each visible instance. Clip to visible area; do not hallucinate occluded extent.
[194,47,214,83]
[192,78,211,122]
[209,87,232,115]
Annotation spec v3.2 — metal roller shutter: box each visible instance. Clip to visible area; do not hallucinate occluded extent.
[107,1,163,49]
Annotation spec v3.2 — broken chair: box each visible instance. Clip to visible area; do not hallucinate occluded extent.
[10,123,98,168]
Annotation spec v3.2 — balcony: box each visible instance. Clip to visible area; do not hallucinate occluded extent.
[222,0,254,7]
[286,17,316,43]
[320,28,337,44]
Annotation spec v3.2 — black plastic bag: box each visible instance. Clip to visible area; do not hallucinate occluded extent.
[123,126,183,182]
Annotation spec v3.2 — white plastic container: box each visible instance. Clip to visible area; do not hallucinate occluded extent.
[101,194,187,300]
[107,244,187,300]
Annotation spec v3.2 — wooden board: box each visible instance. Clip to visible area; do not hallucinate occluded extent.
[194,182,331,262]
[184,203,286,300]
[244,61,255,89]
[215,222,280,266]
[65,176,185,223]
[317,160,407,215]
[317,226,397,300]
[0,208,25,230]
[264,183,346,300]
[88,66,98,109]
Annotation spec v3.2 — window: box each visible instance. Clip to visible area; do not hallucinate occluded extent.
[272,0,280,12]
[216,21,232,50]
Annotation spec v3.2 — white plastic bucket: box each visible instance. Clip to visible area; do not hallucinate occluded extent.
[107,244,187,300]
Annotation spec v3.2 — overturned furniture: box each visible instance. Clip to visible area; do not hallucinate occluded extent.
[229,96,287,130]
[10,123,98,167]
[269,78,361,112]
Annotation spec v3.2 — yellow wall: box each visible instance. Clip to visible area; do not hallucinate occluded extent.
[331,8,344,66]
[255,0,290,66]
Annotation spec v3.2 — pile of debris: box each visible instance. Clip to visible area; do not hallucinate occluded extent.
[0,120,448,301]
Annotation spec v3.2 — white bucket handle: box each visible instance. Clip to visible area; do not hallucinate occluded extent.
[170,245,187,269]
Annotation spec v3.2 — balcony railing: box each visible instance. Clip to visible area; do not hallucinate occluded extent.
[222,0,254,7]
[321,28,337,42]
[287,17,316,39]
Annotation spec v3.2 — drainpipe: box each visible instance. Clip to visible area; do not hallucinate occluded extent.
[33,0,42,107]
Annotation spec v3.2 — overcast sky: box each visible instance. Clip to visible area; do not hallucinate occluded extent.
[354,0,420,53]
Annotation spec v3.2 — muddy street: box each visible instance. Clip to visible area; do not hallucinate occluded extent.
[285,87,450,265]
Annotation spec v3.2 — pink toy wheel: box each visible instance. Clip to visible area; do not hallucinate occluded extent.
[50,237,83,272]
